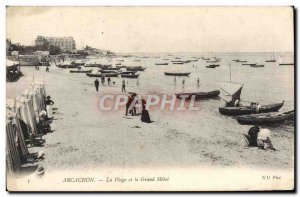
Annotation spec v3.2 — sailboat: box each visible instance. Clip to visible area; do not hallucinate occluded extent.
[218,63,244,107]
[218,63,284,115]
[265,52,276,62]
[278,55,294,66]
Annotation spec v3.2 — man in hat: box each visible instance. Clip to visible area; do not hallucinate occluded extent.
[94,78,99,92]
[45,96,54,119]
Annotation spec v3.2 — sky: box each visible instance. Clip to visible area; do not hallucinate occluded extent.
[6,6,294,53]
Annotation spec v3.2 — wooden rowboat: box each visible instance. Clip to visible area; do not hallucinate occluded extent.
[236,110,294,125]
[219,101,284,116]
[175,90,220,100]
[86,73,103,77]
[121,74,139,78]
[70,69,92,73]
[164,72,190,76]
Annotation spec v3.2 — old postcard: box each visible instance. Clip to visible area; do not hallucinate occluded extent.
[6,6,295,191]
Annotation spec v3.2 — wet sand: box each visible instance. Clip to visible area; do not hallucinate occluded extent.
[6,65,294,174]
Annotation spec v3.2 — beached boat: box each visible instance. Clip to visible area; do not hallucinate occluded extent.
[120,71,137,75]
[155,63,169,65]
[164,72,190,76]
[121,74,139,78]
[103,67,121,70]
[116,65,127,68]
[232,59,239,62]
[250,64,264,67]
[100,70,119,74]
[219,101,284,116]
[70,66,92,73]
[103,73,119,77]
[126,66,146,71]
[175,90,220,100]
[86,73,103,77]
[236,110,294,125]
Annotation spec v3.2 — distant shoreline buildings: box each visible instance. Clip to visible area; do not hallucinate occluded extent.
[35,36,76,52]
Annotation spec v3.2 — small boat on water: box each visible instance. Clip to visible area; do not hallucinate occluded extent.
[236,60,247,63]
[236,110,294,125]
[242,63,253,65]
[279,63,294,66]
[265,52,276,62]
[162,59,169,60]
[206,65,217,68]
[250,64,264,67]
[232,59,239,62]
[84,63,101,67]
[173,62,184,65]
[164,72,190,76]
[86,73,103,77]
[116,65,127,68]
[121,73,139,78]
[219,101,284,116]
[155,63,169,65]
[175,90,220,100]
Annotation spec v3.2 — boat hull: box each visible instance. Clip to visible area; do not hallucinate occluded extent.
[236,110,294,125]
[176,90,220,100]
[164,72,190,76]
[219,102,284,116]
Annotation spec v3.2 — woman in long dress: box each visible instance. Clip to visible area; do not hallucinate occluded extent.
[45,96,54,119]
[141,98,151,123]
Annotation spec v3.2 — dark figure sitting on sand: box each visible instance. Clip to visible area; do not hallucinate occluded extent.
[141,98,151,123]
[244,126,275,150]
[94,79,99,92]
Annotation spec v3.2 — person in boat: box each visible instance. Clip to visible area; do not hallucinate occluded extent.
[122,80,126,92]
[141,97,151,123]
[107,77,111,85]
[256,102,261,113]
[94,79,99,92]
[234,99,241,107]
[257,128,275,150]
[45,96,54,119]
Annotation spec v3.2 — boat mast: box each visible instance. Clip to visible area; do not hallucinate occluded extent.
[229,63,231,83]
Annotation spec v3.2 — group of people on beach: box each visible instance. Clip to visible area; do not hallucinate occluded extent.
[174,77,200,86]
[126,93,151,123]
[93,78,126,92]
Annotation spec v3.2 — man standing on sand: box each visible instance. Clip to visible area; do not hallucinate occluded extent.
[94,79,99,92]
[122,80,126,92]
[107,77,111,85]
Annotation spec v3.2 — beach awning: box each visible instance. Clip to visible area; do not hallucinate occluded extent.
[218,81,243,102]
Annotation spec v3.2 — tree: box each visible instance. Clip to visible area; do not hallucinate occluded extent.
[49,45,61,55]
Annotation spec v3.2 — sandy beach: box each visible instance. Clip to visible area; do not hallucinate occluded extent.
[6,64,294,175]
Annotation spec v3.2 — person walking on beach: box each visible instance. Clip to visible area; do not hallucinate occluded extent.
[197,78,200,85]
[107,77,111,85]
[101,76,105,86]
[182,79,185,86]
[94,79,99,92]
[137,79,139,86]
[122,80,126,92]
[46,65,49,72]
[174,77,176,84]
